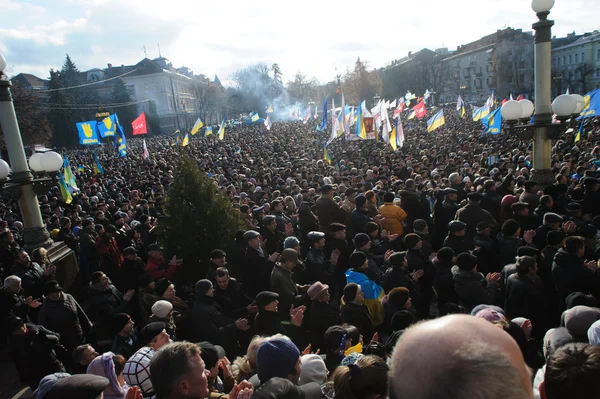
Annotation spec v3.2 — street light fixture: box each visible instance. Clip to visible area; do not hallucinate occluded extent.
[500,1,583,186]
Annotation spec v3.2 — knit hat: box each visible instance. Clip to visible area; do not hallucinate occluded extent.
[139,322,166,345]
[349,251,368,269]
[151,300,173,319]
[365,222,379,235]
[155,278,172,298]
[471,304,505,317]
[566,292,600,309]
[388,287,410,309]
[6,315,24,334]
[404,233,421,250]
[256,338,301,382]
[197,341,226,370]
[298,354,327,385]
[501,219,520,236]
[563,306,600,339]
[547,230,567,246]
[456,253,477,271]
[341,352,364,366]
[475,308,506,322]
[43,280,63,296]
[110,313,131,336]
[543,213,563,225]
[354,195,367,209]
[195,279,213,297]
[436,247,454,262]
[388,251,407,268]
[353,233,370,249]
[543,327,574,359]
[391,310,415,331]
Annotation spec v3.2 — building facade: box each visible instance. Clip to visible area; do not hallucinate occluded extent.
[551,31,600,97]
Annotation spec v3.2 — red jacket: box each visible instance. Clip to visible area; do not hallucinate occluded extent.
[145,257,179,280]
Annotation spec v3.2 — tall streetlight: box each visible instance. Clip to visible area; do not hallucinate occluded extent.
[0,54,64,250]
[501,0,583,187]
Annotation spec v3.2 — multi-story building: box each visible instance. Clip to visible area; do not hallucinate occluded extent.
[551,31,600,97]
[11,73,50,101]
[438,28,535,104]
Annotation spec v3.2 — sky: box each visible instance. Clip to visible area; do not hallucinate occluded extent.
[1,0,599,85]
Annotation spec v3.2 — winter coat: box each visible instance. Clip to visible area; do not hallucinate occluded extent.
[473,233,500,274]
[305,248,334,285]
[118,256,146,293]
[382,266,421,306]
[481,190,502,222]
[442,234,475,256]
[242,247,275,297]
[111,333,139,360]
[315,197,347,232]
[434,259,458,309]
[340,300,374,342]
[309,300,341,350]
[0,288,29,322]
[270,264,304,319]
[84,284,128,324]
[38,292,92,351]
[398,190,431,233]
[214,278,254,319]
[191,296,238,351]
[254,309,305,349]
[12,262,49,299]
[351,208,372,234]
[552,248,600,307]
[79,229,100,272]
[505,273,547,336]
[378,202,408,236]
[97,236,123,279]
[455,204,497,238]
[497,233,525,267]
[452,266,501,311]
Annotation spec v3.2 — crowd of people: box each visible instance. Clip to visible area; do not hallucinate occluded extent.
[2,105,600,398]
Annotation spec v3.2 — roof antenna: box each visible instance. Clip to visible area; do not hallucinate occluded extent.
[142,45,147,58]
[158,44,162,58]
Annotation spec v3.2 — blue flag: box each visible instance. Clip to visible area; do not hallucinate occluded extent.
[580,88,600,118]
[113,114,128,157]
[319,99,327,131]
[77,121,100,145]
[481,108,502,135]
[97,115,116,138]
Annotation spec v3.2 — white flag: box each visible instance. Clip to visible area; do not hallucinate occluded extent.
[142,138,149,160]
[264,115,272,130]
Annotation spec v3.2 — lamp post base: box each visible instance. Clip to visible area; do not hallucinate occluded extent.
[530,168,555,188]
[22,226,53,252]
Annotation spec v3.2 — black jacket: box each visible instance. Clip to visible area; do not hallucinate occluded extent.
[191,296,238,350]
[117,256,146,293]
[38,293,92,351]
[505,273,547,337]
[497,233,525,267]
[254,309,305,348]
[452,266,501,311]
[473,233,500,274]
[242,247,275,297]
[434,259,458,309]
[552,248,600,307]
[214,278,254,319]
[12,262,49,299]
[84,285,129,324]
[305,248,333,285]
[309,300,341,350]
[340,301,374,342]
[442,234,475,256]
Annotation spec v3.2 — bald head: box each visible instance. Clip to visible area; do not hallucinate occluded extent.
[389,315,533,399]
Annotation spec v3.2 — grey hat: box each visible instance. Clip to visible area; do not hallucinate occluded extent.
[243,230,260,241]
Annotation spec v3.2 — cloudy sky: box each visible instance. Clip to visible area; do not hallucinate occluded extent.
[1,0,598,84]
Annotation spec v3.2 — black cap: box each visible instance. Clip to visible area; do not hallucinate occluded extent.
[262,215,276,226]
[467,192,482,202]
[6,315,24,334]
[320,184,333,193]
[243,230,261,241]
[139,322,166,345]
[147,243,164,253]
[353,233,370,249]
[45,375,110,399]
[210,249,226,259]
[256,291,279,307]
[110,313,131,335]
[456,253,477,271]
[476,222,492,231]
[566,202,583,212]
[43,280,63,296]
[543,213,563,225]
[443,188,458,195]
[328,223,346,233]
[349,251,368,269]
[511,202,528,212]
[306,231,325,241]
[448,220,467,232]
[196,341,226,370]
[122,246,137,256]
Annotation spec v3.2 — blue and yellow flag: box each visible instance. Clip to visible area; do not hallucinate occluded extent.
[92,151,104,175]
[472,104,490,122]
[355,101,367,139]
[97,115,116,138]
[191,118,204,135]
[324,147,332,165]
[112,115,128,157]
[407,110,416,120]
[580,88,600,118]
[182,133,190,147]
[57,173,73,204]
[481,108,502,135]
[218,117,226,140]
[205,126,213,136]
[251,113,259,122]
[426,109,445,132]
[266,105,274,113]
[76,166,85,173]
[319,98,328,131]
[62,156,78,191]
[77,121,100,145]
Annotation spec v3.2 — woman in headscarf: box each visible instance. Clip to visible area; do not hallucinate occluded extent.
[86,352,129,399]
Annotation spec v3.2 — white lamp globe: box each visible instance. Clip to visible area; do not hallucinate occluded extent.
[0,159,10,180]
[501,100,523,121]
[531,0,555,13]
[552,94,577,117]
[41,151,63,172]
[570,94,585,114]
[518,99,535,119]
[0,54,6,73]
[28,152,45,172]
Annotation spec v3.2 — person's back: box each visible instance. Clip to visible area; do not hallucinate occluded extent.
[541,343,600,399]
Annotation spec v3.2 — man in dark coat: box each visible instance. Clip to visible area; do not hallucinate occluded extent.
[84,271,135,325]
[405,233,434,319]
[38,281,92,352]
[399,180,431,233]
[473,222,500,274]
[382,251,423,315]
[443,221,475,256]
[260,215,286,256]
[451,253,502,312]
[480,180,502,222]
[117,246,146,293]
[315,185,347,232]
[324,223,353,294]
[0,275,41,323]
[110,313,139,359]
[440,189,461,231]
[269,249,307,320]
[12,249,54,299]
[433,247,458,310]
[214,267,257,319]
[305,231,335,286]
[582,177,600,218]
[191,279,249,356]
[253,291,305,348]
[519,181,540,213]
[79,219,100,279]
[307,282,340,351]
[455,193,497,239]
[552,236,600,309]
[351,195,375,234]
[534,213,563,250]
[242,230,278,298]
[512,202,538,233]
[504,256,547,338]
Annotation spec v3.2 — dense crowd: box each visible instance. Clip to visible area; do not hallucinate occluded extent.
[2,106,600,399]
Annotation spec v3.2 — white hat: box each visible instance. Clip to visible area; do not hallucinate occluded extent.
[298,354,327,385]
[151,300,173,319]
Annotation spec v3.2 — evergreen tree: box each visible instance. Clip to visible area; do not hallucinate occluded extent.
[159,156,243,280]
[110,79,136,136]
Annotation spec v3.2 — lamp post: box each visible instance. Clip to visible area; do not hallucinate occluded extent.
[0,54,63,250]
[500,0,583,187]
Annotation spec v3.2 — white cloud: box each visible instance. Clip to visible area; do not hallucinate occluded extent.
[1,0,599,84]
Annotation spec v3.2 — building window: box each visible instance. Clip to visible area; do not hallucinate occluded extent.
[581,52,585,62]
[563,56,566,64]
[519,60,526,69]
[597,49,600,60]
[575,54,578,63]
[520,74,525,83]
[557,58,561,66]
[569,55,572,64]
[595,68,600,78]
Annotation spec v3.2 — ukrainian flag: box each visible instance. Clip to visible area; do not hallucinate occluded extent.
[62,156,78,190]
[472,105,490,122]
[57,173,73,204]
[426,109,445,132]
[324,147,332,165]
[205,126,213,136]
[266,105,274,113]
[355,101,367,139]
[191,118,204,135]
[407,110,416,120]
[389,123,398,151]
[218,118,226,140]
[92,151,104,175]
[182,133,190,147]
